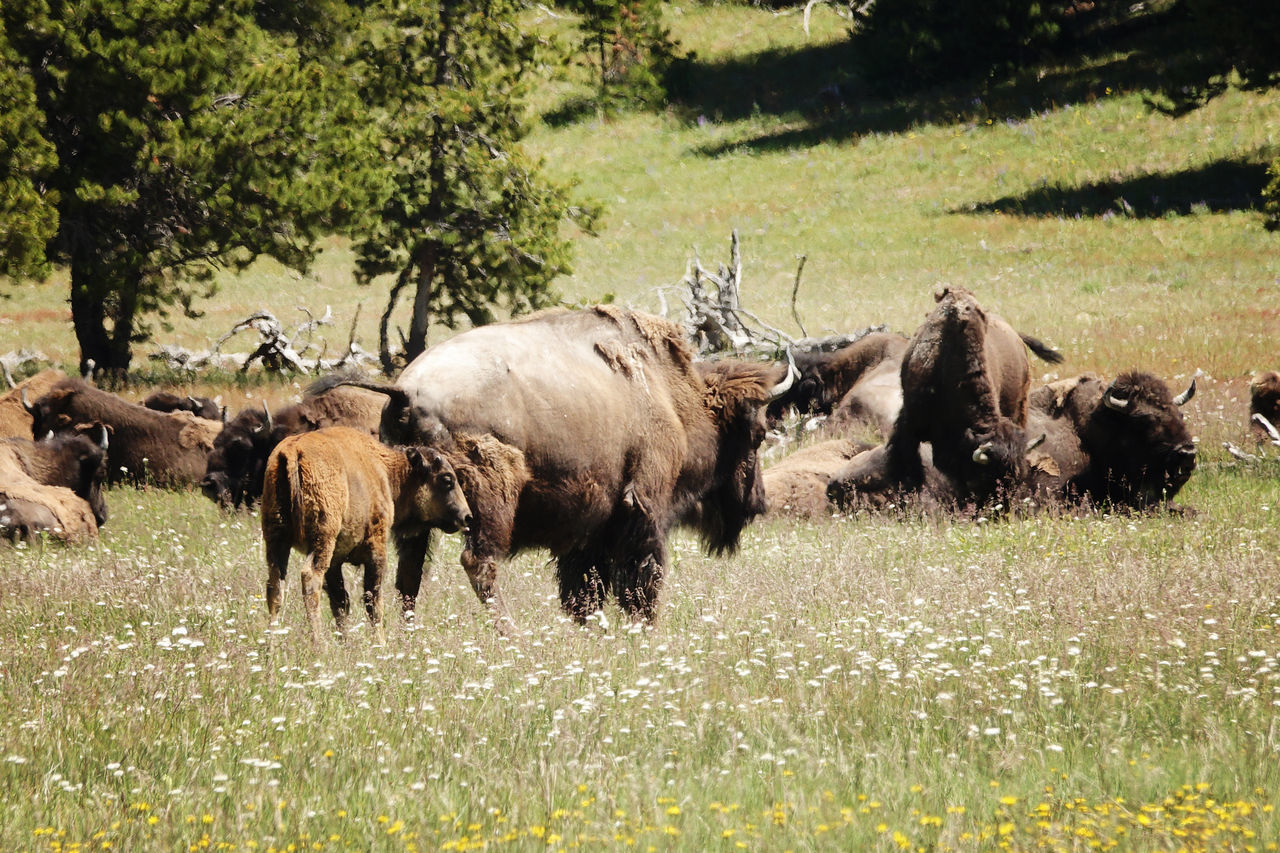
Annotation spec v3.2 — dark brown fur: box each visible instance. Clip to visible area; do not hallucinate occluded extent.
[767,332,910,421]
[143,390,222,421]
[1026,371,1197,510]
[0,446,98,543]
[0,433,109,526]
[27,378,221,488]
[261,426,472,642]
[201,381,386,509]
[1250,371,1280,444]
[885,287,1053,503]
[364,306,785,632]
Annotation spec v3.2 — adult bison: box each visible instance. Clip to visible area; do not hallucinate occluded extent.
[0,430,110,527]
[200,378,387,510]
[767,332,909,423]
[1250,371,1280,445]
[344,305,791,633]
[25,378,221,488]
[884,286,1060,503]
[761,439,872,519]
[0,369,66,438]
[1026,371,1198,510]
[262,427,472,642]
[143,391,223,421]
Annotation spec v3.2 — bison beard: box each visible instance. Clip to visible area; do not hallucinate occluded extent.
[356,306,788,633]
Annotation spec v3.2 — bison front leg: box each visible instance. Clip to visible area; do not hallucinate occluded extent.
[461,548,516,637]
[392,530,434,619]
[556,548,606,624]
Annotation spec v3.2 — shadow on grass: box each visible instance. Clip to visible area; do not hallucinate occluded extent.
[663,7,1212,157]
[957,156,1273,219]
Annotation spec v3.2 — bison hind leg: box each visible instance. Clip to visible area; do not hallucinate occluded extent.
[323,559,351,635]
[264,535,292,623]
[556,548,607,624]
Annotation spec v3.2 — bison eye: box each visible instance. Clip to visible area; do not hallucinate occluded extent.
[440,474,455,489]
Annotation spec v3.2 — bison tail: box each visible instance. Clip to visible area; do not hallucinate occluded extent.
[1020,333,1064,365]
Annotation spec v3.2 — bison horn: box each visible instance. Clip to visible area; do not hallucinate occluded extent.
[972,441,994,464]
[1254,412,1280,444]
[1172,377,1196,407]
[20,388,34,414]
[82,358,95,380]
[257,401,274,435]
[99,424,109,451]
[1103,392,1131,412]
[768,350,799,400]
[1026,432,1046,452]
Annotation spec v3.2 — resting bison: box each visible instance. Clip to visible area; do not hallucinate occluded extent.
[0,490,98,543]
[201,379,386,510]
[0,431,110,527]
[767,332,910,423]
[262,426,472,642]
[25,378,221,488]
[345,305,790,632]
[0,369,66,438]
[761,439,871,519]
[1251,371,1280,445]
[1026,371,1197,510]
[885,286,1060,503]
[143,391,223,421]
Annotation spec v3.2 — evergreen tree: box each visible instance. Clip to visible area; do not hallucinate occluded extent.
[0,0,360,375]
[565,0,677,110]
[344,0,596,369]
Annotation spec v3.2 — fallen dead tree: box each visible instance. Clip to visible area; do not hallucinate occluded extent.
[661,229,886,361]
[149,305,380,375]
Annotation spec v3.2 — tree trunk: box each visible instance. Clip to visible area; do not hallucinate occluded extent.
[69,265,136,377]
[405,241,438,361]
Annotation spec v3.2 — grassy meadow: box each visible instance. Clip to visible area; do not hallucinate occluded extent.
[3,4,1280,851]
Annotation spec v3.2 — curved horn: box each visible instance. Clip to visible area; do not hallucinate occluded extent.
[99,424,109,451]
[1172,377,1196,407]
[1026,432,1047,452]
[188,395,202,409]
[82,358,95,380]
[972,441,993,464]
[1254,412,1280,444]
[262,401,273,434]
[20,388,34,414]
[768,350,799,400]
[1103,392,1131,412]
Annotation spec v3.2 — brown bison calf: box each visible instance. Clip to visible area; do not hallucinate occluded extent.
[261,427,472,642]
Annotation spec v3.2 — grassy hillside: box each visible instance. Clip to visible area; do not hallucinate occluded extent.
[2,5,1279,851]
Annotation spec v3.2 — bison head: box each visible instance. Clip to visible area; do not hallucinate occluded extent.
[404,447,473,534]
[1251,371,1280,443]
[67,427,110,527]
[948,420,1042,504]
[200,404,275,509]
[1078,371,1198,507]
[692,359,794,554]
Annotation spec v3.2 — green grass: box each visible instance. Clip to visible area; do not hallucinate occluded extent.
[3,4,1280,851]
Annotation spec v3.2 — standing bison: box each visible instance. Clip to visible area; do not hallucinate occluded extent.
[346,305,791,633]
[884,286,1060,503]
[262,427,472,642]
[200,379,387,510]
[1026,371,1198,510]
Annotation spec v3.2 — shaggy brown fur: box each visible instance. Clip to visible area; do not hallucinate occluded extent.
[0,448,98,542]
[201,382,386,509]
[143,391,222,421]
[767,332,910,422]
[0,369,66,438]
[26,378,221,488]
[1250,371,1280,444]
[357,306,786,632]
[762,439,871,519]
[886,287,1055,503]
[1026,371,1197,510]
[262,427,472,642]
[0,433,109,526]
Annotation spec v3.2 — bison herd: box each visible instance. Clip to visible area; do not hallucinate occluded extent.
[1,296,1276,640]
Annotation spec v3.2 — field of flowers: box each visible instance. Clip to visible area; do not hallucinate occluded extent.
[2,416,1278,852]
